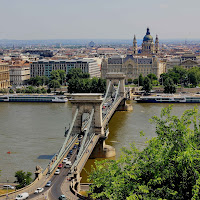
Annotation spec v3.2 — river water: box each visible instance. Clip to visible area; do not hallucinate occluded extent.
[0,101,199,183]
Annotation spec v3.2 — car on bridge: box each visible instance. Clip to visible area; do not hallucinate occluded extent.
[34,187,44,194]
[62,158,68,163]
[58,163,63,168]
[45,181,52,187]
[54,169,60,175]
[58,195,66,200]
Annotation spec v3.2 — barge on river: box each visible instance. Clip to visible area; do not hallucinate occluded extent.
[135,94,200,103]
[0,94,68,103]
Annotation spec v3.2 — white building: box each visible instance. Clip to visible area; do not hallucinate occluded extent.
[30,59,100,78]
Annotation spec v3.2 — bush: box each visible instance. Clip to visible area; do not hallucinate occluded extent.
[9,89,14,93]
[16,88,21,93]
[47,88,51,93]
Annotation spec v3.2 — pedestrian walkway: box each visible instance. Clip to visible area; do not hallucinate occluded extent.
[61,178,79,200]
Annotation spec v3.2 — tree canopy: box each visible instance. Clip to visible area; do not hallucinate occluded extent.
[15,170,32,189]
[89,106,200,200]
[142,77,152,93]
[163,77,176,93]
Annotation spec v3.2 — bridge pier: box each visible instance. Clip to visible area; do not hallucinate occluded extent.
[90,138,116,158]
[116,99,133,111]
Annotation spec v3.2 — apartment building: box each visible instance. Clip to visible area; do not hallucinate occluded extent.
[0,63,10,89]
[30,59,100,78]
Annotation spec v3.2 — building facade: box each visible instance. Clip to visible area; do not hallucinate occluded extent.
[0,63,10,89]
[9,66,30,86]
[101,55,165,82]
[30,59,100,78]
[166,53,200,72]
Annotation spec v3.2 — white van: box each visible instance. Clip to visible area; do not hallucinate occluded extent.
[64,160,72,168]
[15,192,29,200]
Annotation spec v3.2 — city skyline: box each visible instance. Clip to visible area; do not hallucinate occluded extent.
[1,0,200,40]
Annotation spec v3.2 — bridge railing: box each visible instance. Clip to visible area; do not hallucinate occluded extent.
[102,96,121,121]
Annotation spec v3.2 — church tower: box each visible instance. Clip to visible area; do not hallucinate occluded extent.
[155,35,159,54]
[133,35,137,55]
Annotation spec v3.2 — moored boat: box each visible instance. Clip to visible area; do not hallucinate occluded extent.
[0,94,68,103]
[135,94,200,103]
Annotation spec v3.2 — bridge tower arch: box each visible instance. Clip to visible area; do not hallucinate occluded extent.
[70,94,104,135]
[106,72,126,98]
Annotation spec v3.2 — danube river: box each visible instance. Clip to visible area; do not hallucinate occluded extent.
[0,101,199,182]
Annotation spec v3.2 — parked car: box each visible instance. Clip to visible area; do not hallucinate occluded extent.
[34,188,44,194]
[58,163,63,168]
[73,145,77,149]
[3,185,15,190]
[69,150,73,155]
[54,169,60,175]
[45,181,52,187]
[67,154,71,159]
[15,192,29,200]
[58,194,66,200]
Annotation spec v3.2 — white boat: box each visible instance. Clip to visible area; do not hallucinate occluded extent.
[0,94,68,103]
[135,93,200,103]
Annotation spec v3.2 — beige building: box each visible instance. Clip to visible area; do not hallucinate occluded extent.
[101,55,165,82]
[9,65,30,86]
[166,53,200,72]
[0,63,10,89]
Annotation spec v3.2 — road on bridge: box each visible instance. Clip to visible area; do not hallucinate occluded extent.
[28,145,78,200]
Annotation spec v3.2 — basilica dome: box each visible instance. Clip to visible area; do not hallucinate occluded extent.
[143,28,153,42]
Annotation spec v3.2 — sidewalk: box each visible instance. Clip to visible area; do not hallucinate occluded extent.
[61,178,79,200]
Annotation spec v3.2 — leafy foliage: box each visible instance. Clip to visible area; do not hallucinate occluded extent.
[15,170,32,189]
[163,77,176,93]
[142,77,152,93]
[138,74,144,86]
[67,68,106,93]
[89,106,200,200]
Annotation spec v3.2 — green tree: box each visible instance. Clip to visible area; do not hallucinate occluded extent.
[50,71,61,83]
[66,68,83,82]
[187,67,200,87]
[9,89,14,93]
[164,77,176,93]
[36,88,41,94]
[47,88,51,93]
[138,74,144,86]
[127,79,132,84]
[49,79,61,92]
[142,77,152,93]
[15,170,32,189]
[147,73,157,83]
[133,78,138,85]
[16,88,21,93]
[89,106,200,200]
[90,77,98,93]
[57,70,66,85]
[97,78,106,93]
[41,88,47,94]
[41,76,49,86]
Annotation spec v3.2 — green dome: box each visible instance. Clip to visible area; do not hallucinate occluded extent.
[143,28,153,42]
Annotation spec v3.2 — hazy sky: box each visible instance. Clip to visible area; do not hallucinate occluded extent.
[0,0,200,40]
